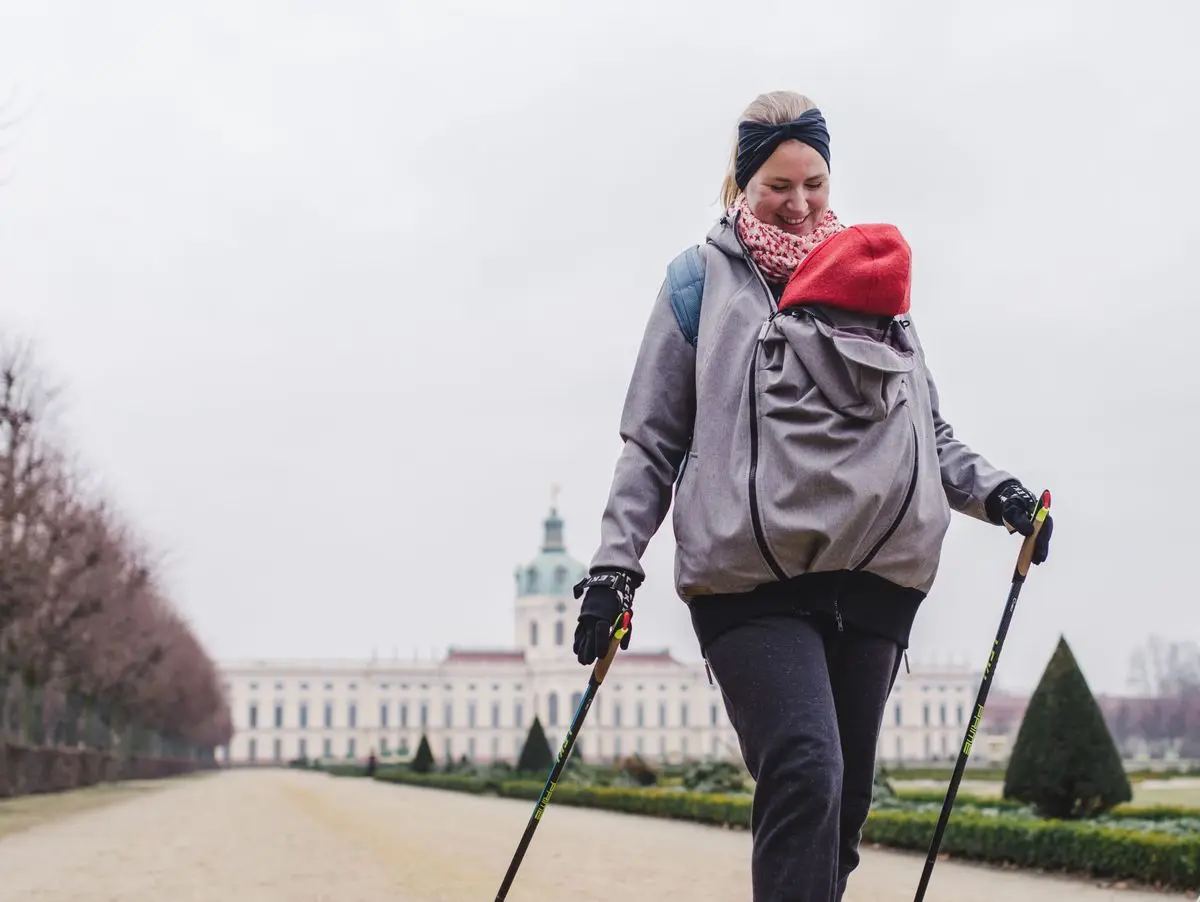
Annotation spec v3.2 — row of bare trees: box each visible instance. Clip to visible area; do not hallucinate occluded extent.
[1105,637,1200,759]
[0,338,231,758]
[1106,694,1200,758]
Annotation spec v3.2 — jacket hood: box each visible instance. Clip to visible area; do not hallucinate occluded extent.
[781,224,911,317]
[706,212,745,259]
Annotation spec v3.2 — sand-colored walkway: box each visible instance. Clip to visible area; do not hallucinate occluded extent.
[0,768,1190,901]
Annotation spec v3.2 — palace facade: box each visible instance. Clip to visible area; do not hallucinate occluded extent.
[217,505,993,767]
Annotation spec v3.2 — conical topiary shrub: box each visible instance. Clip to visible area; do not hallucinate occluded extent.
[516,715,555,776]
[1003,635,1132,818]
[410,733,435,774]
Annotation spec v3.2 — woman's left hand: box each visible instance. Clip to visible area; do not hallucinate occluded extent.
[989,480,1053,565]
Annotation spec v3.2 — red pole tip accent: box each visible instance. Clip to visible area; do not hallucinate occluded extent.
[1040,490,1052,509]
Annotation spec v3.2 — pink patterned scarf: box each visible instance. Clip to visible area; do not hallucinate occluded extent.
[731,196,845,283]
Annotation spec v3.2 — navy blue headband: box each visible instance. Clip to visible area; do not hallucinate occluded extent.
[735,108,831,190]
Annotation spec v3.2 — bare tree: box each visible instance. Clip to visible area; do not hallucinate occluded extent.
[1125,636,1200,757]
[35,493,135,744]
[1127,636,1200,697]
[0,338,64,741]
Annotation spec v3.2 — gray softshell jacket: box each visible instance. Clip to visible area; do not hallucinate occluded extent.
[589,212,1013,603]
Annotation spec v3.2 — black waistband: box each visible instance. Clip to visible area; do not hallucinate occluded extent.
[686,569,925,653]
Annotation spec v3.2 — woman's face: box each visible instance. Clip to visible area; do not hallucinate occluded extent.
[744,140,830,237]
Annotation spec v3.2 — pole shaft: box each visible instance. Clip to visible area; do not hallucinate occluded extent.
[912,489,1050,902]
[494,674,598,900]
[495,616,627,902]
[912,576,1023,902]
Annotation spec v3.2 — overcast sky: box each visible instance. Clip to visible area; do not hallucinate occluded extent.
[0,1,1196,697]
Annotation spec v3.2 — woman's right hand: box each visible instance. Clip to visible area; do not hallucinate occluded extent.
[572,570,638,665]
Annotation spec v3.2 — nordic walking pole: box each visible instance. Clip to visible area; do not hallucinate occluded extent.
[912,488,1052,902]
[494,601,632,902]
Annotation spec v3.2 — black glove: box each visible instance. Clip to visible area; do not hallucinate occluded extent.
[987,479,1053,565]
[572,569,638,666]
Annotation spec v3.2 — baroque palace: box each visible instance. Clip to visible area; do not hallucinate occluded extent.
[217,504,994,767]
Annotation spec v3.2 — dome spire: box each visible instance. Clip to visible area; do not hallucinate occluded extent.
[515,484,585,598]
[542,483,564,552]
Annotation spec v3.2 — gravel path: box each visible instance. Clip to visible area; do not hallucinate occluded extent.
[0,768,1191,901]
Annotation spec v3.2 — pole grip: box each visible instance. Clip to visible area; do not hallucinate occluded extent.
[1014,489,1051,578]
[591,608,631,684]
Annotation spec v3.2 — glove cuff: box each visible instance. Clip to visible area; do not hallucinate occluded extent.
[573,569,638,607]
[985,478,1022,525]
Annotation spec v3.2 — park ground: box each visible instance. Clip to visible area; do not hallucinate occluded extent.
[0,768,1194,901]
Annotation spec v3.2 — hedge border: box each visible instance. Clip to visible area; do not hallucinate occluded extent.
[893,788,1200,821]
[885,766,1200,782]
[0,742,218,799]
[864,809,1199,891]
[371,770,1199,891]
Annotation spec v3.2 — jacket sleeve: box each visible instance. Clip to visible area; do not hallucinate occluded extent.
[588,271,697,582]
[908,317,1014,523]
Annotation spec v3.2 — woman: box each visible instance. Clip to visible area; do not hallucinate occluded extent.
[572,90,1052,902]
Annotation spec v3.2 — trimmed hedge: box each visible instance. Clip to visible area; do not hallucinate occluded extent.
[495,781,752,827]
[0,742,218,798]
[1103,804,1200,823]
[320,763,374,778]
[894,789,1028,810]
[374,770,499,793]
[886,765,1200,783]
[865,809,1199,890]
[372,771,1200,890]
[372,769,751,825]
[894,788,1200,824]
[886,766,1009,781]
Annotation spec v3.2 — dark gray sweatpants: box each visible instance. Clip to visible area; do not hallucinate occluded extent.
[705,614,901,902]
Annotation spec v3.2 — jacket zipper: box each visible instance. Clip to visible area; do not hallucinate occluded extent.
[736,223,789,581]
[734,216,912,633]
[748,319,789,582]
[853,419,919,572]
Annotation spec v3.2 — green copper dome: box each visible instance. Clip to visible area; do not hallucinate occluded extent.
[514,505,586,598]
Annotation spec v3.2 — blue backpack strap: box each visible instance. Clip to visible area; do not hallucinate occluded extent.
[665,245,705,347]
[665,246,704,487]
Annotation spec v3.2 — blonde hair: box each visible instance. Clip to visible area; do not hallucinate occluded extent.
[719,91,819,208]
